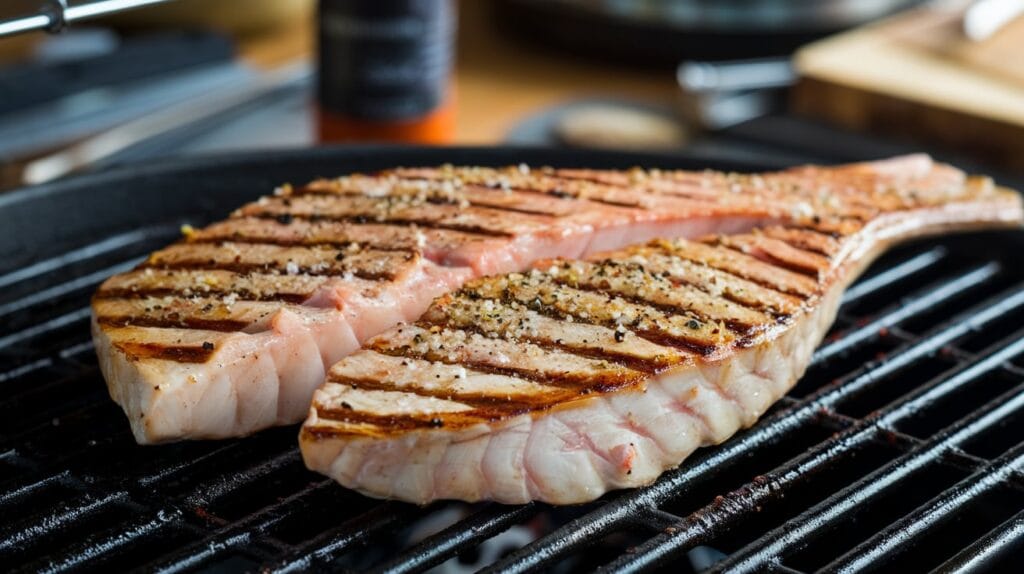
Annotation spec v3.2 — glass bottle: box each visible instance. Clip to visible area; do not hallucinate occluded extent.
[316,0,456,144]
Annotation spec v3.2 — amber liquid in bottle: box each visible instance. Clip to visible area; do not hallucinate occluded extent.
[316,0,455,144]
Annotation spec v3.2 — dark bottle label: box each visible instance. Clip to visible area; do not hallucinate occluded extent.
[318,0,454,121]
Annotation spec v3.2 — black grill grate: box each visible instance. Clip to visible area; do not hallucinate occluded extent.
[3,153,1024,573]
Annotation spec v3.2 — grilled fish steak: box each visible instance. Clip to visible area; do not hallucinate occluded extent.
[93,155,1014,444]
[300,165,1022,504]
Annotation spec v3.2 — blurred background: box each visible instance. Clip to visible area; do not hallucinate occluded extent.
[1,0,1023,191]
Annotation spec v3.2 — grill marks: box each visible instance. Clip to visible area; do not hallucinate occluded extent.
[462,273,732,356]
[549,168,874,218]
[327,375,569,412]
[189,217,487,254]
[105,164,774,370]
[103,326,231,363]
[249,211,516,239]
[97,272,333,306]
[98,315,251,332]
[95,242,416,304]
[543,260,774,336]
[295,176,585,218]
[390,167,793,217]
[551,167,734,203]
[115,341,218,363]
[423,295,689,373]
[97,177,539,367]
[237,194,561,238]
[93,297,296,333]
[311,387,477,433]
[93,238,420,361]
[606,247,802,318]
[316,326,647,433]
[98,297,338,362]
[370,327,641,389]
[139,242,411,281]
[711,234,831,278]
[93,162,933,376]
[386,166,660,210]
[96,269,327,304]
[308,230,834,436]
[328,351,576,407]
[651,239,821,297]
[91,240,394,362]
[757,227,841,257]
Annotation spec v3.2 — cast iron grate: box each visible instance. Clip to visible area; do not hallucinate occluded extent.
[3,200,1024,572]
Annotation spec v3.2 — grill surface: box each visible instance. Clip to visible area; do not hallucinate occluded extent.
[2,146,1024,573]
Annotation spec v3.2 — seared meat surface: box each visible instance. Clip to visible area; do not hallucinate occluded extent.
[299,165,1022,504]
[91,155,1019,446]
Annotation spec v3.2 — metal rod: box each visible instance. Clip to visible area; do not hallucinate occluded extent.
[483,275,1023,574]
[369,503,541,574]
[0,0,173,39]
[0,14,50,37]
[823,441,1024,571]
[710,329,1024,573]
[598,297,1024,572]
[933,508,1024,573]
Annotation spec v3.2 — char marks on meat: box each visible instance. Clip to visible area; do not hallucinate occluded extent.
[299,165,1022,504]
[90,155,1021,447]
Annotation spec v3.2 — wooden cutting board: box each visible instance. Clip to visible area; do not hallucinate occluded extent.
[792,0,1024,170]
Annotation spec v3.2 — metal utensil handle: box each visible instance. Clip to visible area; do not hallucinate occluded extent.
[0,0,174,38]
[678,57,795,94]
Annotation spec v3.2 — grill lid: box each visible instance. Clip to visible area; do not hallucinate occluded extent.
[2,147,1023,573]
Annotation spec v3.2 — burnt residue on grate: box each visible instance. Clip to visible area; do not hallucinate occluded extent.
[3,214,1024,573]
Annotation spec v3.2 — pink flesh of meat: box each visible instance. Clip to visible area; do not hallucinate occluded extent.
[92,155,984,444]
[299,166,1023,504]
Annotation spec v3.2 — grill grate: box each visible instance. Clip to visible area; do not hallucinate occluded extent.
[3,162,1024,572]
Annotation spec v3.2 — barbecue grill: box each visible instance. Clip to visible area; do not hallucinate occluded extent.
[3,145,1024,573]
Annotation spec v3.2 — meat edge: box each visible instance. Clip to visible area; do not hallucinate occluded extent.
[95,262,473,444]
[299,275,843,505]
